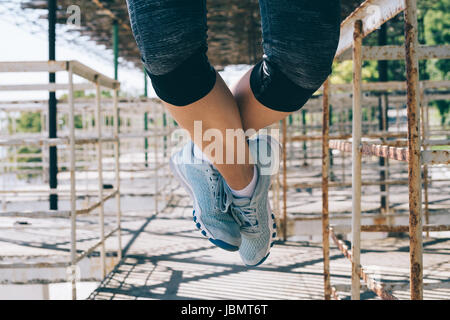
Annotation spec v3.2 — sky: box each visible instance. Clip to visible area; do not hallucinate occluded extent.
[0,18,148,101]
[0,16,251,102]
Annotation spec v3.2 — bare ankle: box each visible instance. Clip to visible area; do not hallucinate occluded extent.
[221,164,255,191]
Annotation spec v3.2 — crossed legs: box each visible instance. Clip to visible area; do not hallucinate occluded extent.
[126,0,341,190]
[164,71,255,190]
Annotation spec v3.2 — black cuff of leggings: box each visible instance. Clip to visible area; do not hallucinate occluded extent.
[145,46,217,106]
[249,60,317,112]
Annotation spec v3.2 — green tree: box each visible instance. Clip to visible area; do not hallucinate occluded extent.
[424,0,450,124]
[14,112,41,133]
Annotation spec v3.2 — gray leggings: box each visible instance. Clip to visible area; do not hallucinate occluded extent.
[126,0,341,111]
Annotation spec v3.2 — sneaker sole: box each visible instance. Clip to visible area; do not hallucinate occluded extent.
[245,252,270,268]
[170,156,239,252]
[243,211,277,267]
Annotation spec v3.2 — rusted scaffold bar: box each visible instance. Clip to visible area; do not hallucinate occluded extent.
[113,88,122,261]
[330,141,408,161]
[0,60,123,300]
[335,0,406,57]
[351,19,363,300]
[153,103,159,214]
[420,86,430,238]
[321,79,331,299]
[336,44,450,62]
[293,209,449,222]
[290,131,407,142]
[329,228,398,300]
[322,0,450,300]
[67,62,77,300]
[404,0,423,300]
[95,80,107,279]
[333,224,450,233]
[326,79,450,92]
[329,141,449,165]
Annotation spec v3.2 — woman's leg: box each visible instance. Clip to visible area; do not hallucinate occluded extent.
[126,0,253,190]
[165,71,254,190]
[230,0,341,266]
[231,0,342,131]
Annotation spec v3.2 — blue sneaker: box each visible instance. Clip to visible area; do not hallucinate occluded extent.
[230,135,280,267]
[170,141,241,251]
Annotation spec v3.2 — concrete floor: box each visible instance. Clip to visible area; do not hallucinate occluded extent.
[1,150,449,299]
[88,193,450,300]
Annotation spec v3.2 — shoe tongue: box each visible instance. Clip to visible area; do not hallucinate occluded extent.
[232,196,251,207]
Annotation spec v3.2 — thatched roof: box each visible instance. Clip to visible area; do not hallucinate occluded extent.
[21,0,364,69]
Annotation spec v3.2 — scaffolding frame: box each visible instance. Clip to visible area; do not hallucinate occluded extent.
[0,60,122,299]
[319,0,450,300]
[277,79,450,236]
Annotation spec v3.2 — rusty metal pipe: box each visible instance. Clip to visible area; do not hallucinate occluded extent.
[404,0,424,300]
[351,20,363,300]
[321,78,331,299]
[95,81,106,279]
[67,63,77,300]
[113,88,122,261]
[329,228,398,300]
[420,86,430,239]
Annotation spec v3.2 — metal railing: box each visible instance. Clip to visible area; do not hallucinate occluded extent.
[319,0,450,300]
[1,0,449,301]
[0,61,177,298]
[0,60,122,299]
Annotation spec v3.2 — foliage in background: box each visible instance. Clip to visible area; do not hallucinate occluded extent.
[331,0,449,125]
[423,0,450,124]
[11,112,41,133]
[15,146,42,180]
[8,113,43,180]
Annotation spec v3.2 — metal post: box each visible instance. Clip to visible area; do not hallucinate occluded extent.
[420,84,429,238]
[404,0,423,300]
[67,63,77,300]
[163,111,167,158]
[166,110,173,197]
[113,88,122,261]
[153,105,159,214]
[329,105,334,169]
[378,23,389,215]
[48,0,58,209]
[425,90,431,224]
[282,118,287,241]
[161,109,168,204]
[340,110,346,183]
[322,78,331,300]
[273,121,281,221]
[302,109,307,166]
[144,112,149,167]
[288,114,293,168]
[80,109,89,209]
[144,67,149,168]
[113,21,119,81]
[144,66,148,97]
[351,20,363,300]
[382,97,390,214]
[95,81,106,279]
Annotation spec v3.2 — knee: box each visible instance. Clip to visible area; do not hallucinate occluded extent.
[250,58,326,113]
[278,53,335,91]
[251,38,338,112]
[144,45,216,106]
